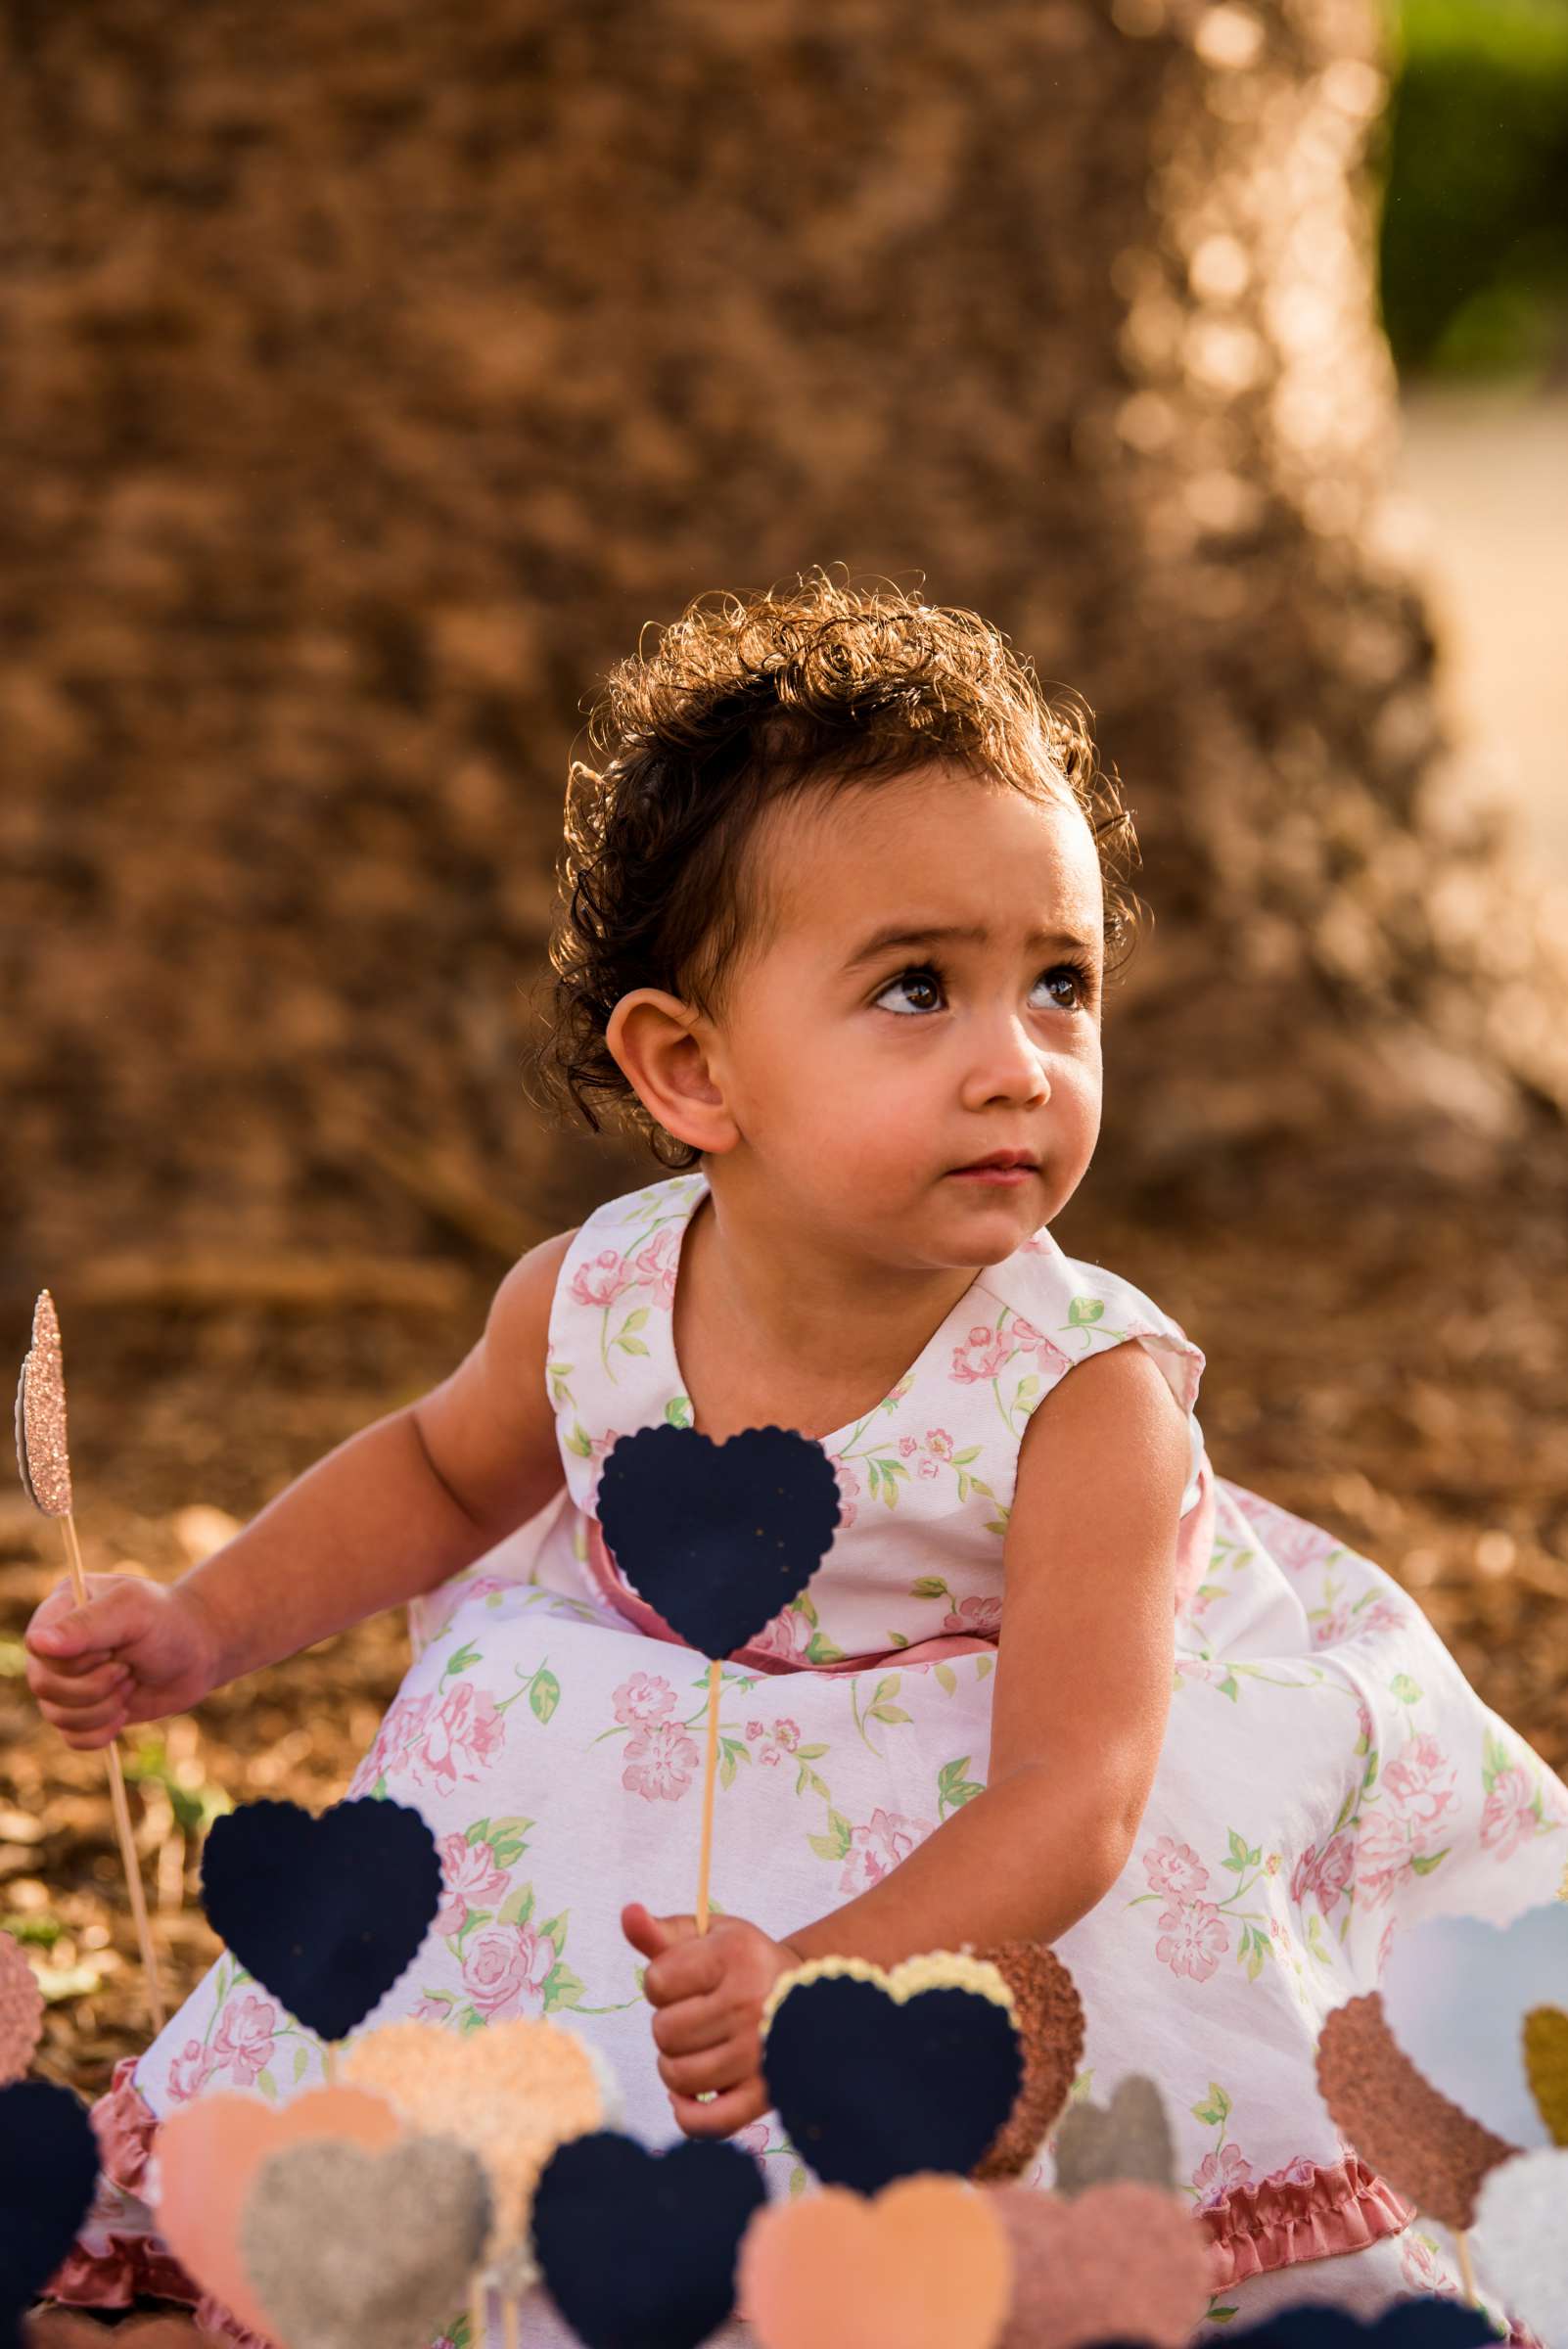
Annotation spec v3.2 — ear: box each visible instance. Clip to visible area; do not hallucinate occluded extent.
[606,988,737,1156]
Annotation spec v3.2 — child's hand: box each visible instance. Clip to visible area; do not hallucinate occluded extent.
[623,1901,803,2140]
[24,1574,220,1749]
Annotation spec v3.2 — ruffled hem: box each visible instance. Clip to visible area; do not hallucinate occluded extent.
[47,2058,191,2313]
[64,2063,1453,2335]
[1201,2154,1414,2287]
[43,2059,269,2347]
[91,2053,161,2197]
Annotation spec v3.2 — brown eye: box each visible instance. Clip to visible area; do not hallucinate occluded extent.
[874,964,945,1016]
[1042,964,1091,1010]
[874,960,1094,1018]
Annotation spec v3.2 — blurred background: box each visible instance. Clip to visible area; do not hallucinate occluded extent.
[2,0,1566,2091]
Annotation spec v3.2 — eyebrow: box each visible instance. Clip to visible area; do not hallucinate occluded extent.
[842,921,1103,971]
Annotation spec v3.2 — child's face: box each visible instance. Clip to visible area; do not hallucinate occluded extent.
[612,763,1106,1259]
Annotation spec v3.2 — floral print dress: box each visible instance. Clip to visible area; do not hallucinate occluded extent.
[61,1169,1568,2344]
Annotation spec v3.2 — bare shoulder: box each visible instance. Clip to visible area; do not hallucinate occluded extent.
[410,1225,581,1539]
[1023,1335,1191,1463]
[1004,1335,1193,1582]
[992,1336,1190,1782]
[486,1224,581,1355]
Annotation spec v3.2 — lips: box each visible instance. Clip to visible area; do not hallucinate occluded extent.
[953,1155,1038,1174]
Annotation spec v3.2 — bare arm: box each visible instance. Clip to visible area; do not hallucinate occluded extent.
[25,1227,577,1738]
[784,1337,1190,1966]
[629,1334,1194,2138]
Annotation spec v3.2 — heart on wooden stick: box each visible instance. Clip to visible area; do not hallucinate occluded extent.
[969,1939,1084,2182]
[1214,2301,1500,2342]
[344,2016,617,2276]
[530,2128,766,2349]
[0,2081,101,2341]
[1051,2072,1176,2197]
[595,1422,841,1932]
[1474,2144,1568,2345]
[201,1795,442,2043]
[761,1953,1023,2193]
[152,2084,403,2338]
[13,1292,165,2034]
[0,1933,44,2089]
[14,1292,71,1517]
[987,2179,1212,2349]
[594,1422,842,1660]
[240,2134,490,2349]
[1523,2005,1568,2146]
[1314,1991,1515,2230]
[1380,1903,1568,2148]
[740,2172,1013,2349]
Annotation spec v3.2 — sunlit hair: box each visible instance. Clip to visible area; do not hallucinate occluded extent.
[525,565,1146,1172]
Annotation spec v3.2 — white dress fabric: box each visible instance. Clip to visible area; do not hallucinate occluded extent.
[63,1168,1568,2344]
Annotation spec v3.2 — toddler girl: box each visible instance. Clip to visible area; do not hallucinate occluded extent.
[28,572,1568,2344]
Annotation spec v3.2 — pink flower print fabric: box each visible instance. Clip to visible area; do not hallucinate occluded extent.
[622,1720,701,1803]
[74,1167,1568,2349]
[838,1807,936,1899]
[460,1919,555,2019]
[435,1831,510,1938]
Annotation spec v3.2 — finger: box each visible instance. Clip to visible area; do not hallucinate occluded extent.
[651,1993,735,2057]
[24,1636,122,1682]
[642,1937,725,2009]
[624,1903,704,1958]
[27,1584,151,1662]
[26,1660,131,1707]
[59,1718,127,1753]
[658,2040,753,2097]
[23,1582,81,1635]
[622,1903,680,1962]
[37,1689,129,1736]
[669,2077,769,2140]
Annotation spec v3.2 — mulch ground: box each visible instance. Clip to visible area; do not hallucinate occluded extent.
[5,1161,1567,2104]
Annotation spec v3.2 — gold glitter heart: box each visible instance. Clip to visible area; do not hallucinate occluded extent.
[15,1290,72,1517]
[1523,2006,1568,2148]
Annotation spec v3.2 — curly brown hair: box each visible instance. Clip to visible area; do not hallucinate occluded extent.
[524,566,1146,1173]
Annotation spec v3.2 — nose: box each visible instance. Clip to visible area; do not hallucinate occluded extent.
[961,1008,1051,1108]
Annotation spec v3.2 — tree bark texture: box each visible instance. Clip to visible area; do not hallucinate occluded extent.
[4,0,1564,1293]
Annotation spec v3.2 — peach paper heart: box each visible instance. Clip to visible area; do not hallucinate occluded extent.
[343,2015,612,2265]
[740,2172,1012,2349]
[152,2083,401,2336]
[988,2180,1213,2349]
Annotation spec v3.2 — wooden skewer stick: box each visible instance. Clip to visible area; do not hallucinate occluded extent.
[503,2293,520,2349]
[1454,2227,1479,2307]
[469,2276,487,2348]
[19,1291,165,2035]
[61,1511,166,2033]
[695,1657,723,1935]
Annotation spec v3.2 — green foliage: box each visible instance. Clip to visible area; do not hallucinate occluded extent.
[1379,0,1568,377]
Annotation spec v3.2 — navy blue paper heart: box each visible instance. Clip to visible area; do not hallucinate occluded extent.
[1221,2302,1496,2345]
[0,2079,100,2330]
[201,1795,441,2042]
[761,1967,1023,2192]
[530,2129,765,2349]
[595,1422,841,1658]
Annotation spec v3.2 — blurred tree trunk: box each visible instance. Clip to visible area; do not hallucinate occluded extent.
[4,0,1565,1296]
